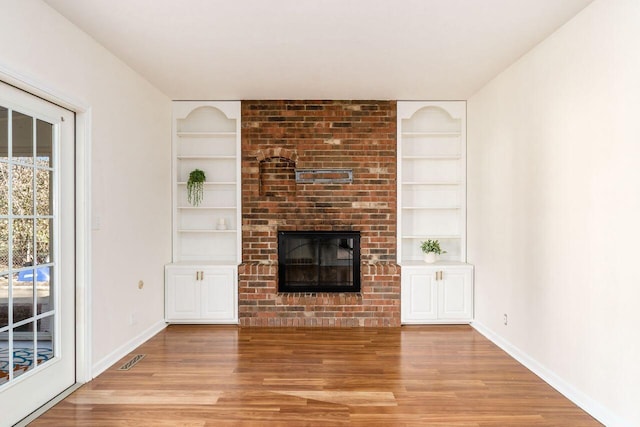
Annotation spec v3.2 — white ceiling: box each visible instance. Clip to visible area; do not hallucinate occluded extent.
[43,0,594,100]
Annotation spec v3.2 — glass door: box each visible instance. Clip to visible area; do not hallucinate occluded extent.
[0,81,75,425]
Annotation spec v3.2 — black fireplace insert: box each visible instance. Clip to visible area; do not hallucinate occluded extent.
[278,231,360,293]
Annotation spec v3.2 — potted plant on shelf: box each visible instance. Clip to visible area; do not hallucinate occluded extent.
[187,169,206,206]
[420,239,446,264]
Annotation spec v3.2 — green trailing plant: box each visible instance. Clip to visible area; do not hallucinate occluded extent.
[420,239,446,255]
[187,169,206,206]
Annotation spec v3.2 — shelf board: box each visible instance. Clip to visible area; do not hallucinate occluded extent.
[168,260,239,267]
[401,181,461,186]
[401,155,461,160]
[401,206,461,210]
[177,155,235,160]
[177,131,236,138]
[400,260,471,267]
[178,229,237,233]
[177,206,236,210]
[402,235,462,239]
[402,131,460,137]
[177,181,236,186]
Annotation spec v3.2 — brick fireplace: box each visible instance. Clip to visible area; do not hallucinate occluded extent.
[239,100,400,327]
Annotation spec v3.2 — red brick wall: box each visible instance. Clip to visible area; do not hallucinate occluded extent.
[240,100,400,327]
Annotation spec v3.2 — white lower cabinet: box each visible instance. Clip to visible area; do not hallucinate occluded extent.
[401,264,473,324]
[165,264,238,323]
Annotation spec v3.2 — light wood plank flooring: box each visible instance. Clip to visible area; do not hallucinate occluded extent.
[31,325,601,426]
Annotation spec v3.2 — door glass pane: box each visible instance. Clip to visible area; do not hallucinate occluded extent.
[12,219,33,269]
[13,323,35,380]
[36,120,52,168]
[0,163,7,216]
[12,111,33,164]
[13,273,33,324]
[0,219,7,272]
[37,266,53,315]
[0,273,7,329]
[36,219,51,265]
[12,164,34,215]
[36,170,52,216]
[37,317,54,367]
[0,337,8,385]
[0,107,7,223]
[14,321,33,333]
[0,106,7,157]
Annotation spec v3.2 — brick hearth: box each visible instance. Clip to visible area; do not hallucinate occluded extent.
[239,100,400,327]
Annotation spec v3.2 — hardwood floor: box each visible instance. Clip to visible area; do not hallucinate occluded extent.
[31,325,601,426]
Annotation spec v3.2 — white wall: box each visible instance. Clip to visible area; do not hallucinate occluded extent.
[0,1,171,374]
[468,0,640,425]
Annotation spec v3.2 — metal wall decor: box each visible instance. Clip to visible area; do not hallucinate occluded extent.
[295,169,353,184]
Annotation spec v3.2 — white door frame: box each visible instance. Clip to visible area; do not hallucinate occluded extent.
[0,64,92,384]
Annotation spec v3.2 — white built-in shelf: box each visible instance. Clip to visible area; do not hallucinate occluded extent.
[168,101,241,325]
[398,101,467,265]
[399,101,472,325]
[171,101,242,266]
[177,131,236,138]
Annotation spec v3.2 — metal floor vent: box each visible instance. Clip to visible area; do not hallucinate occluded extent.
[118,354,145,371]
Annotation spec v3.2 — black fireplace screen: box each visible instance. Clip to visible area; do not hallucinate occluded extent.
[278,231,360,293]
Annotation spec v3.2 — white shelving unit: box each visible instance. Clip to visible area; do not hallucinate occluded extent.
[166,101,240,324]
[397,101,473,324]
[397,101,467,263]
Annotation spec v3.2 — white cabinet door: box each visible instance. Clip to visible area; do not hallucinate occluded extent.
[401,268,438,323]
[166,267,200,320]
[201,267,237,321]
[166,265,238,323]
[401,264,473,324]
[438,267,473,320]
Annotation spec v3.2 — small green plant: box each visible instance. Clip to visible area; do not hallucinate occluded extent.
[420,239,446,255]
[187,169,206,206]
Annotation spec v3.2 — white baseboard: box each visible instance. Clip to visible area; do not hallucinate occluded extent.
[92,320,167,378]
[471,321,630,427]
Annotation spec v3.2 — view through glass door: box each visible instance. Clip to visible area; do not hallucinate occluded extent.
[0,81,75,425]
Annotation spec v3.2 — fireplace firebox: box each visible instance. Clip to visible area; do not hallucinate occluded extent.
[278,231,361,293]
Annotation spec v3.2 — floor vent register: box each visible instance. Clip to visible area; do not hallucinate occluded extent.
[117,354,145,371]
